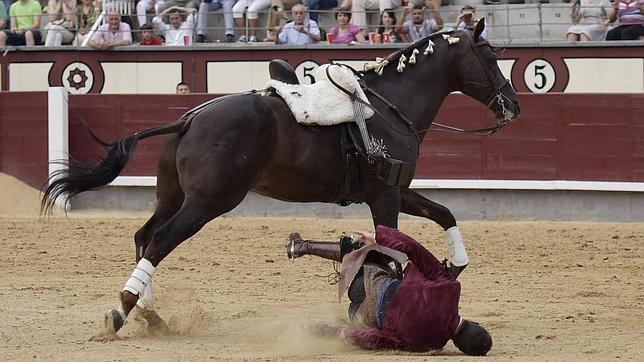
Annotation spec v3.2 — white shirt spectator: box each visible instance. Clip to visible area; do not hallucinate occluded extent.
[278,19,320,45]
[153,12,195,46]
[90,21,133,44]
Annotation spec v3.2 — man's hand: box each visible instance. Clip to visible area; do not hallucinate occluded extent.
[294,23,304,33]
[352,231,376,246]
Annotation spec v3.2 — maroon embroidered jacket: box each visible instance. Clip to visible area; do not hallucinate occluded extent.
[345,225,462,352]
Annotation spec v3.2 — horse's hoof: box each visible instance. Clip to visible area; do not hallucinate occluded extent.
[448,263,467,279]
[104,309,125,334]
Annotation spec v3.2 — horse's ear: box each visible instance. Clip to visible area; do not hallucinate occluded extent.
[474,18,485,41]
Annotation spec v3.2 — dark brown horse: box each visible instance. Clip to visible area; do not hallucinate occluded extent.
[42,22,520,335]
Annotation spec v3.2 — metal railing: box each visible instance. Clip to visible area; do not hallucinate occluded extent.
[2,4,641,46]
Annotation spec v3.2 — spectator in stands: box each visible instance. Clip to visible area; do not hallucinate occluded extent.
[377,8,401,43]
[567,0,614,41]
[176,82,191,93]
[153,6,197,45]
[329,10,367,43]
[233,0,271,42]
[196,0,237,43]
[265,0,301,42]
[44,0,77,46]
[139,23,162,44]
[396,3,442,42]
[305,0,338,24]
[456,5,487,39]
[274,3,320,44]
[88,10,132,49]
[606,0,644,40]
[76,0,101,45]
[137,0,166,28]
[0,1,7,30]
[351,0,402,31]
[0,0,42,47]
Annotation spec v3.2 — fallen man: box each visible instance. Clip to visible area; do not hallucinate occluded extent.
[287,225,492,356]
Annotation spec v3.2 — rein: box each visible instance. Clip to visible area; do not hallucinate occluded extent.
[325,60,508,147]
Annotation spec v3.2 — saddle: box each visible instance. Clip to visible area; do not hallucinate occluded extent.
[269,59,299,85]
[267,60,413,204]
[266,62,374,126]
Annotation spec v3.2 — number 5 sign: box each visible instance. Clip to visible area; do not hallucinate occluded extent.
[295,60,321,85]
[523,59,556,93]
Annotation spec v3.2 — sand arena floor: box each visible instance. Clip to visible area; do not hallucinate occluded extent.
[1,213,643,361]
[0,171,642,360]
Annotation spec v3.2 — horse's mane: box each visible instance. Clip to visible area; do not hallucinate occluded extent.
[362,30,460,76]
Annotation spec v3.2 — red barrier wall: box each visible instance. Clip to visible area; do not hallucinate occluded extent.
[68,94,219,176]
[425,93,644,181]
[0,92,48,189]
[1,92,642,189]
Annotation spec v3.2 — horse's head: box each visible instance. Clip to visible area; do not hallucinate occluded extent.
[453,20,520,122]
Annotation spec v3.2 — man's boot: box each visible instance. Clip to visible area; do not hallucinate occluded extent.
[286,233,342,262]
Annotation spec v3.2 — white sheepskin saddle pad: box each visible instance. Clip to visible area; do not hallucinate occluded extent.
[265,64,374,126]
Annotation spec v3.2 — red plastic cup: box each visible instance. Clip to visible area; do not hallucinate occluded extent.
[183,35,190,45]
[326,33,334,44]
[369,32,376,44]
[382,33,390,43]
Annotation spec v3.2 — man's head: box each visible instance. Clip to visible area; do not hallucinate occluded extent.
[460,5,477,25]
[107,11,121,31]
[292,4,307,25]
[452,319,492,356]
[140,23,153,40]
[176,82,190,94]
[411,5,425,25]
[168,9,184,29]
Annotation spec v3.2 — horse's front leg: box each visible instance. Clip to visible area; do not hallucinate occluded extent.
[366,186,401,229]
[400,187,469,278]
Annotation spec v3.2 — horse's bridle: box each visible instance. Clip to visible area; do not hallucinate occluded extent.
[469,34,516,127]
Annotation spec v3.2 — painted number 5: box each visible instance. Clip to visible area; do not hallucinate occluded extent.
[295,60,320,85]
[524,59,555,93]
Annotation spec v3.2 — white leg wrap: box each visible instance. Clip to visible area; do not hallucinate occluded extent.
[136,278,154,309]
[123,258,156,296]
[446,226,469,267]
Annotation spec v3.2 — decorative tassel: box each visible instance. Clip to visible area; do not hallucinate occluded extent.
[423,39,435,55]
[408,49,420,64]
[397,54,407,73]
[443,34,460,45]
[364,57,390,76]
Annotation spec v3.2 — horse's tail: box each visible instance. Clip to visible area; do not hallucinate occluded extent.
[41,117,190,214]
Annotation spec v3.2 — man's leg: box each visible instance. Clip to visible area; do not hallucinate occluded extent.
[0,31,8,47]
[137,0,154,26]
[622,25,644,41]
[222,0,236,37]
[378,0,400,12]
[286,233,343,261]
[24,31,35,46]
[197,2,222,38]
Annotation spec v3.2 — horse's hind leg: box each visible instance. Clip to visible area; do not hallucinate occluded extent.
[101,136,185,336]
[132,135,184,309]
[400,187,469,277]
